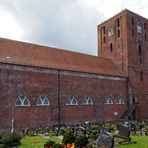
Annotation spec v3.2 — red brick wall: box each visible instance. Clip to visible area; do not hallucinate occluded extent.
[98,10,148,120]
[97,10,128,73]
[0,63,127,130]
[126,11,148,119]
[57,71,127,125]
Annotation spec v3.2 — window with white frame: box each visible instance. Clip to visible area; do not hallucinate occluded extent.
[36,96,49,106]
[83,97,93,105]
[66,96,78,105]
[108,28,114,36]
[105,97,113,104]
[137,25,142,33]
[15,96,30,106]
[116,97,125,104]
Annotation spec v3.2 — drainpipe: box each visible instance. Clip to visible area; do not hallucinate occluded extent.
[57,70,61,127]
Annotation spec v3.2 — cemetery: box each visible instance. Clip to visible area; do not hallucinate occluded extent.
[1,120,148,147]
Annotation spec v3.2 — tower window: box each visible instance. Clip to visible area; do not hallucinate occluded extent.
[138,45,142,56]
[145,34,147,41]
[144,23,147,30]
[117,29,120,37]
[108,28,114,36]
[117,18,120,27]
[140,71,143,81]
[137,25,142,33]
[110,43,113,52]
[102,26,106,34]
[138,45,142,64]
[131,17,134,25]
[132,28,134,37]
[103,36,106,44]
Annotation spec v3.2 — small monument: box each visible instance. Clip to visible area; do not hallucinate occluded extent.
[96,131,114,148]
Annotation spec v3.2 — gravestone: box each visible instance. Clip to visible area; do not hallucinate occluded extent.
[76,126,86,136]
[135,123,141,131]
[60,127,65,135]
[54,127,59,136]
[130,124,136,131]
[71,126,75,134]
[118,124,130,138]
[96,131,114,148]
[84,121,91,134]
[118,124,131,142]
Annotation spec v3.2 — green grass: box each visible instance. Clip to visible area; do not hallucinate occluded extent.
[19,135,62,148]
[19,135,148,148]
[115,135,148,148]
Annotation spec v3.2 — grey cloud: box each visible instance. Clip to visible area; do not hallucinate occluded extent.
[0,0,105,55]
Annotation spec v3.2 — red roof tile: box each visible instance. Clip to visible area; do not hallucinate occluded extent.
[0,38,125,77]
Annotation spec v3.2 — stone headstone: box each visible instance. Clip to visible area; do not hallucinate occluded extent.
[54,127,59,136]
[130,124,136,131]
[118,124,130,138]
[135,123,142,131]
[96,131,114,148]
[76,126,86,136]
[60,127,65,135]
[71,126,75,134]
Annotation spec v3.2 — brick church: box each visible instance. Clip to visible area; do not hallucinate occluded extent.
[0,9,148,130]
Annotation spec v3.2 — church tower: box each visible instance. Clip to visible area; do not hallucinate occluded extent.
[97,9,148,119]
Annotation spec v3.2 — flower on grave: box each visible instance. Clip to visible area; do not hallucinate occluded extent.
[67,143,74,148]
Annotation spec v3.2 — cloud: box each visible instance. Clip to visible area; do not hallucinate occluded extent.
[0,0,148,55]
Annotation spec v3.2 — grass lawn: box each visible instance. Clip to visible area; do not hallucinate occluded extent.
[115,135,148,148]
[19,135,62,148]
[19,135,148,148]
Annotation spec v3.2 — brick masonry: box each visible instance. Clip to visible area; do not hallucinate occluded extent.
[0,63,127,130]
[97,9,148,120]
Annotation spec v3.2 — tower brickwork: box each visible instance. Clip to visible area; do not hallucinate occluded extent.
[98,9,148,119]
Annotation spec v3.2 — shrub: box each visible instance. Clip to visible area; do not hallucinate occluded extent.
[1,132,22,146]
[89,129,98,139]
[114,137,126,144]
[91,125,100,131]
[27,131,36,136]
[75,135,89,147]
[63,132,75,145]
[49,129,55,136]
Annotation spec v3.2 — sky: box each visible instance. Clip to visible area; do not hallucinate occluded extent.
[0,0,148,55]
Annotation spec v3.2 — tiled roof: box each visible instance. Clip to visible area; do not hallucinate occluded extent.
[0,38,125,77]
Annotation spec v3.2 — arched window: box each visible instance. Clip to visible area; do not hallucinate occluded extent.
[140,71,143,81]
[83,97,93,105]
[117,18,120,27]
[110,43,113,52]
[138,45,142,64]
[15,96,30,106]
[116,97,125,104]
[66,96,78,105]
[36,96,49,106]
[105,97,113,104]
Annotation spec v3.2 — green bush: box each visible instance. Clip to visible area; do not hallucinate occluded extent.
[75,135,89,147]
[63,132,75,145]
[49,129,55,136]
[91,125,100,131]
[114,137,126,144]
[27,131,36,136]
[1,132,22,146]
[89,129,98,139]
